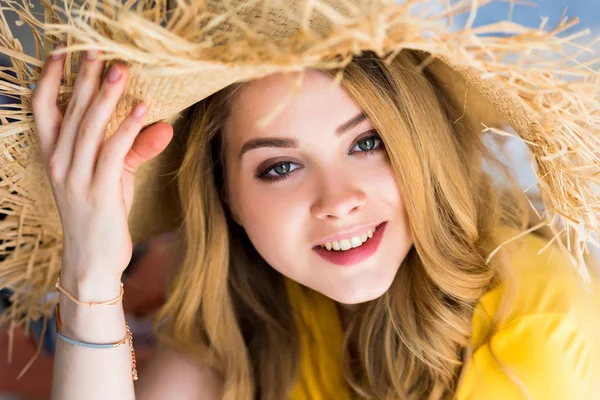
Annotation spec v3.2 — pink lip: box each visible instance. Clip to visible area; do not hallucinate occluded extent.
[313,222,387,267]
[314,221,383,246]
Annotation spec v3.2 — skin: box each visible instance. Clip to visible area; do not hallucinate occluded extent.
[33,45,412,398]
[32,47,173,282]
[36,43,411,312]
[34,48,176,400]
[224,69,414,304]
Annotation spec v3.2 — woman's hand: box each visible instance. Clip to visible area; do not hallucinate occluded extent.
[32,45,174,282]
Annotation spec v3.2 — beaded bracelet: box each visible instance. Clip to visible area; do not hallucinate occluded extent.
[54,278,138,381]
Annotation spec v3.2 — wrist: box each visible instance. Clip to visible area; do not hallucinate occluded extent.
[58,269,123,305]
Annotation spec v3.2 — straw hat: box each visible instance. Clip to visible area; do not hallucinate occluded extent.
[0,0,599,344]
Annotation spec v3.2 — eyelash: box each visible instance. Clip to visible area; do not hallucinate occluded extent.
[255,131,384,182]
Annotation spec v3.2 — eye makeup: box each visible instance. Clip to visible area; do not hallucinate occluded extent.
[254,130,384,182]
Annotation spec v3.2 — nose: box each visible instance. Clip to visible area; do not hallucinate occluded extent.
[310,172,367,220]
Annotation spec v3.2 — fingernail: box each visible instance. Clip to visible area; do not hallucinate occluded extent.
[85,49,98,61]
[51,44,64,60]
[132,103,146,118]
[106,64,122,83]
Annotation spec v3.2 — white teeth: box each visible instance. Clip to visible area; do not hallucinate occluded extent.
[350,236,362,248]
[320,226,378,252]
[339,239,352,251]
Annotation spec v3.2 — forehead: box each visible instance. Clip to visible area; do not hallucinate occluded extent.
[226,68,364,137]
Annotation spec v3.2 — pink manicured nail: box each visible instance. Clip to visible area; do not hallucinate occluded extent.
[132,104,146,118]
[106,65,122,83]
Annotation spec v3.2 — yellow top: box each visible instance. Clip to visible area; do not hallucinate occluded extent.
[285,228,600,399]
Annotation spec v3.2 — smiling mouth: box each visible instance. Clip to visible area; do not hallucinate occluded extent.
[313,222,387,267]
[317,224,381,251]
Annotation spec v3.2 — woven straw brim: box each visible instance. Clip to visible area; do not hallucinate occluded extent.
[0,0,599,374]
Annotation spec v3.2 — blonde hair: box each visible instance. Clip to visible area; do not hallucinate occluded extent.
[151,50,529,399]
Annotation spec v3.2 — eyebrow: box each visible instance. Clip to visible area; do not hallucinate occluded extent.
[238,112,368,159]
[336,112,367,135]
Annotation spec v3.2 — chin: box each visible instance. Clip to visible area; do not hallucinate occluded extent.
[322,275,395,305]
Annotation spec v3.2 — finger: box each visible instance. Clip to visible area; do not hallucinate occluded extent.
[107,120,173,213]
[31,43,66,158]
[50,50,104,182]
[93,106,173,193]
[67,62,128,185]
[123,122,173,175]
[120,120,173,214]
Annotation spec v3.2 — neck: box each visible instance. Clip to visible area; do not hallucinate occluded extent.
[336,302,360,331]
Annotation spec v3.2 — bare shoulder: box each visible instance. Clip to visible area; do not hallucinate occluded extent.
[135,341,223,400]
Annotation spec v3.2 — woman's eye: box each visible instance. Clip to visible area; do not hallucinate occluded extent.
[257,161,300,181]
[351,135,382,154]
[256,133,382,183]
[272,162,293,175]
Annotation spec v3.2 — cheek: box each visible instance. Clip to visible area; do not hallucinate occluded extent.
[364,157,403,208]
[232,181,307,268]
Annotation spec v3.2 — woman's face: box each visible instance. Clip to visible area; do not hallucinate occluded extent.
[223,69,413,304]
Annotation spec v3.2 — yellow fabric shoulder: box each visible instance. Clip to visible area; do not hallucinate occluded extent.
[457,228,600,399]
[285,228,600,399]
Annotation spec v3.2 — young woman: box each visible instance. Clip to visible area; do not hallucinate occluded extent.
[33,40,600,400]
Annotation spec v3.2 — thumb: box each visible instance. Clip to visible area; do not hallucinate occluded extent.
[121,122,174,212]
[124,122,174,173]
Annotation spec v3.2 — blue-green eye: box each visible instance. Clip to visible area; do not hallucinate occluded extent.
[256,132,383,183]
[351,134,382,154]
[260,161,300,180]
[273,162,292,175]
[358,137,376,151]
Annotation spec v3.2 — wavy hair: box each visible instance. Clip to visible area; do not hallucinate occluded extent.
[150,50,529,399]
